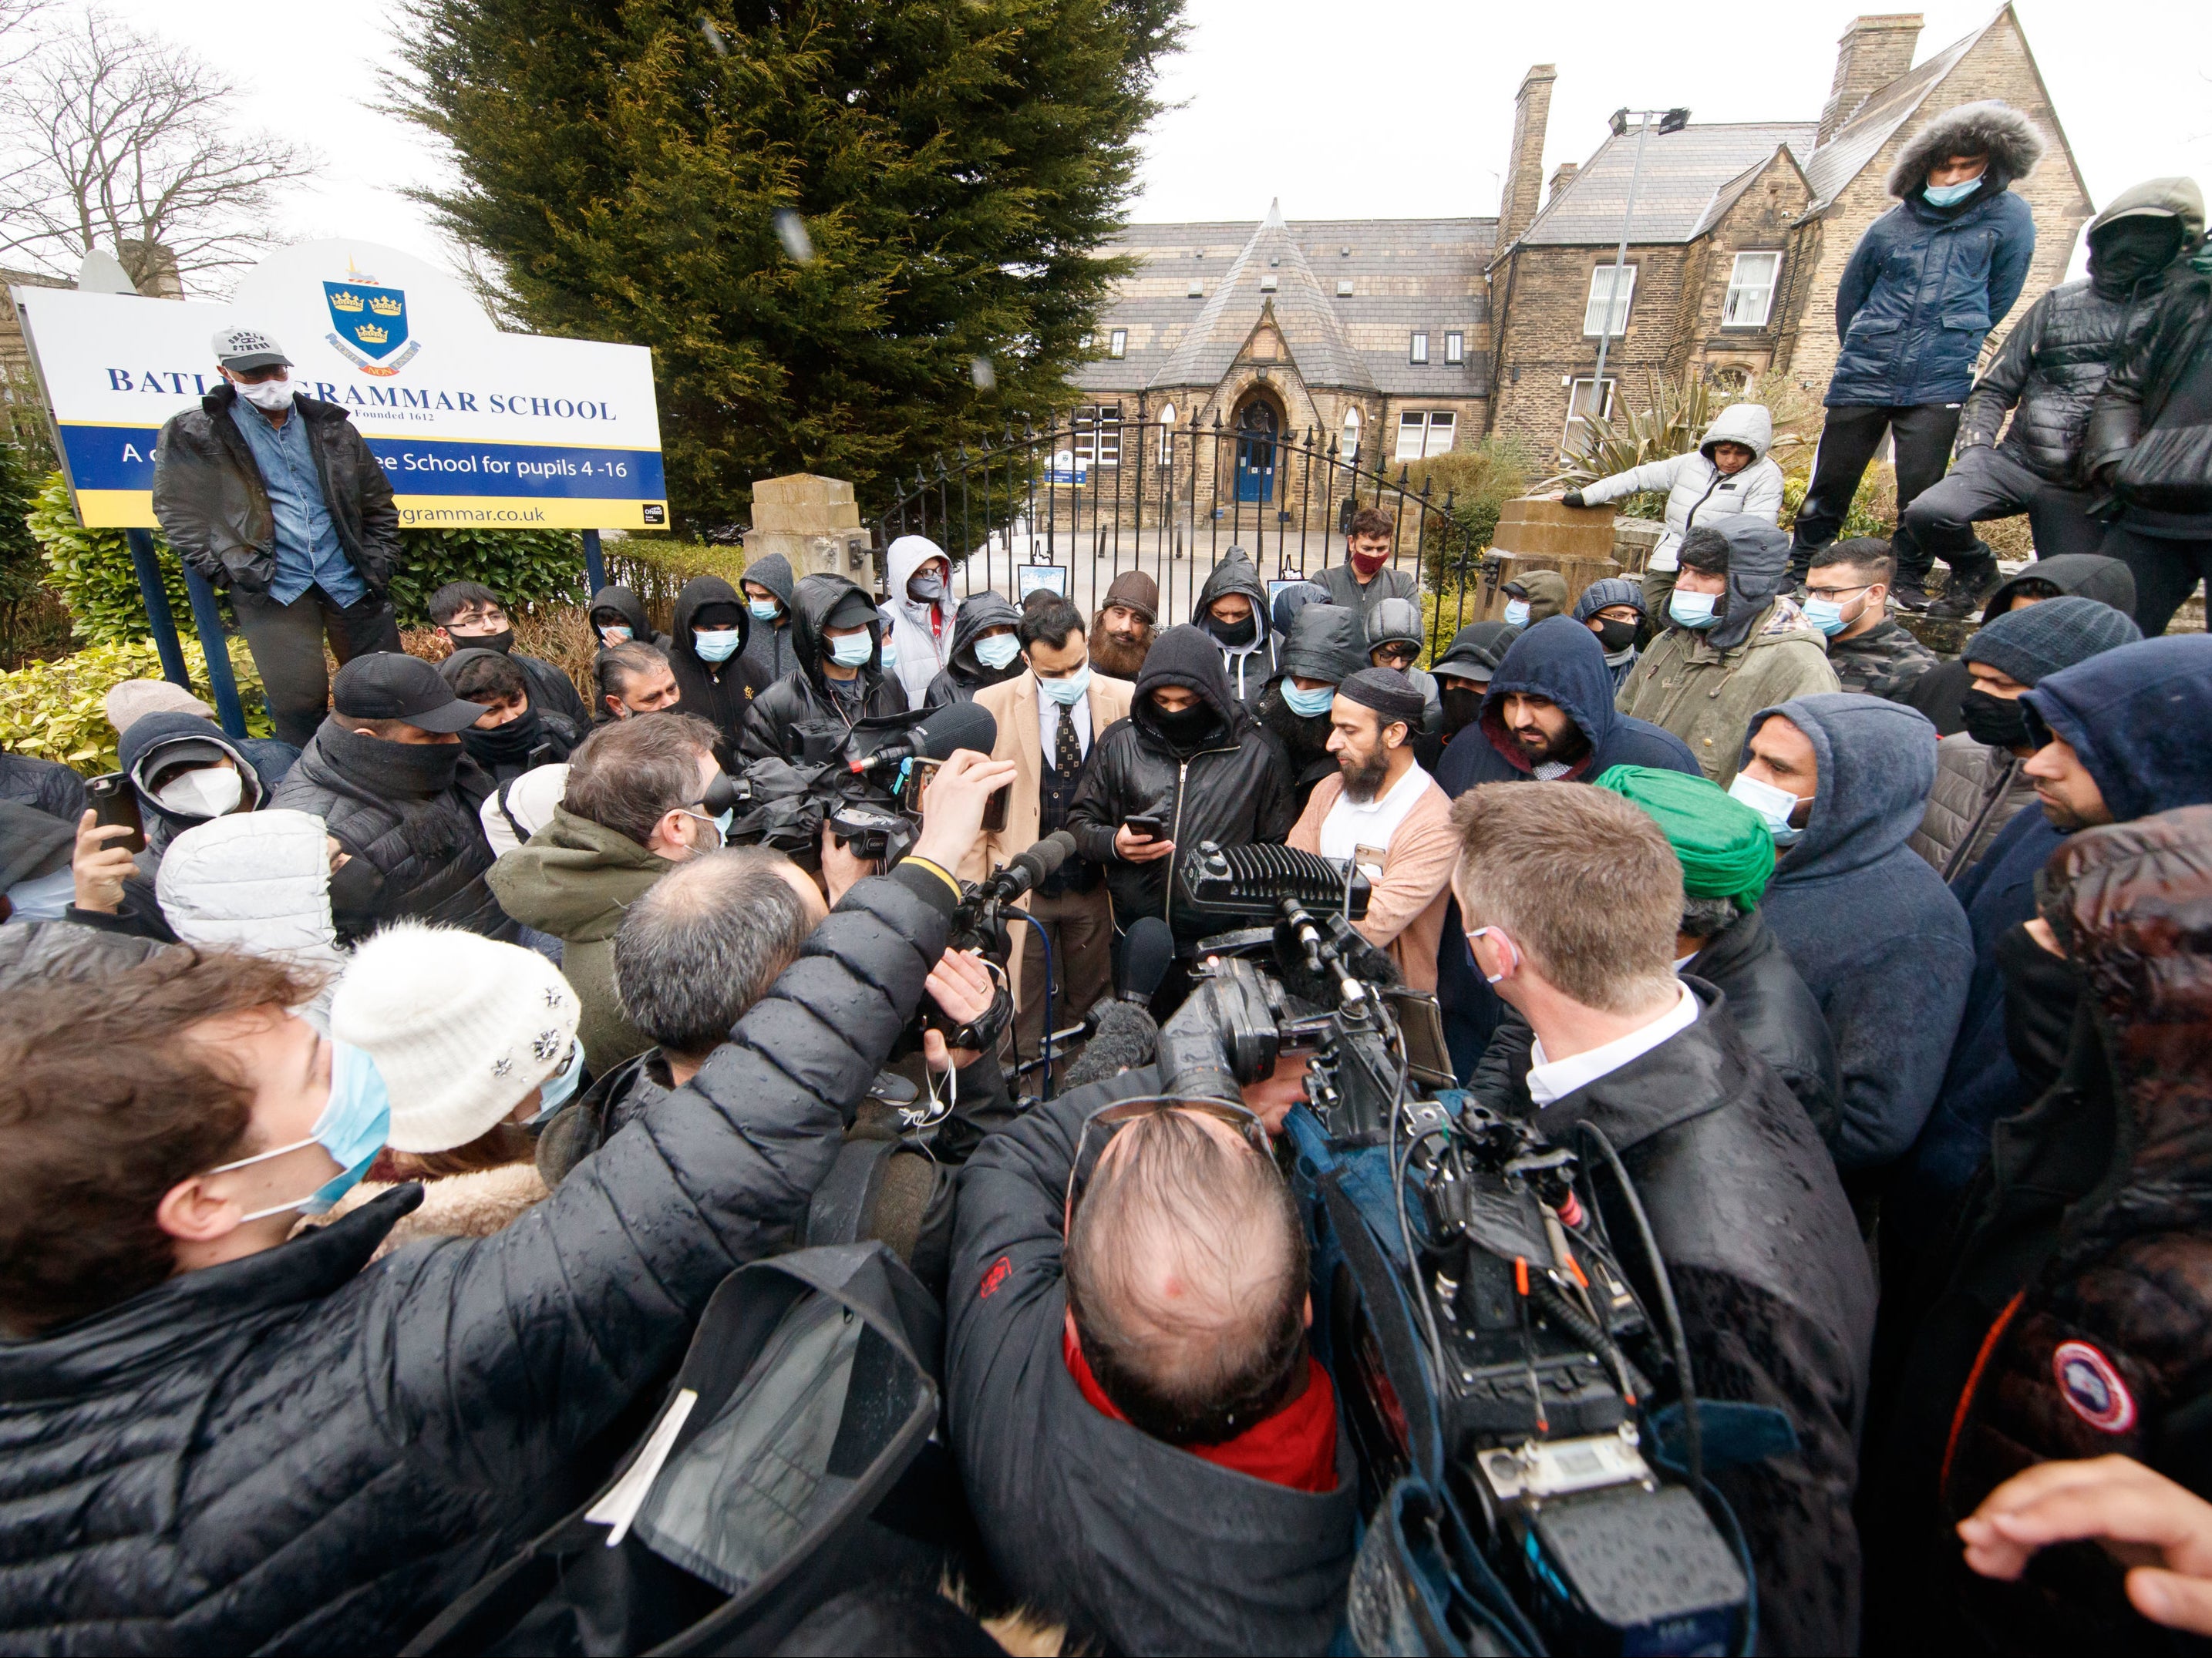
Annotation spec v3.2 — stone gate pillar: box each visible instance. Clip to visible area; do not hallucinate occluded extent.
[742,474,874,583]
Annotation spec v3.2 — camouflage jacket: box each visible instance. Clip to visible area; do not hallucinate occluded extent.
[1826,618,1940,701]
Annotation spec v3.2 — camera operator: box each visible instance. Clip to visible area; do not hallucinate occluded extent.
[1449,781,1874,1654]
[948,1037,1351,1653]
[0,748,1011,1653]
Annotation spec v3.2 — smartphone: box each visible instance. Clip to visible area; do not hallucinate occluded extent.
[1123,812,1170,841]
[86,772,146,855]
[903,759,1011,835]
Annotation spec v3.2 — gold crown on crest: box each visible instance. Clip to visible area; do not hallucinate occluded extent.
[354,322,389,344]
[367,295,402,315]
[329,290,364,311]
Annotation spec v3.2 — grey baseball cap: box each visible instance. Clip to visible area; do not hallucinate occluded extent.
[211,326,291,372]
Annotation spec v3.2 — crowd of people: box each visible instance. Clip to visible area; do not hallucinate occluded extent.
[2,99,2212,1658]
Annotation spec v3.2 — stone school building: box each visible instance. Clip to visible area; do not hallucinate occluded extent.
[1072,5,2089,478]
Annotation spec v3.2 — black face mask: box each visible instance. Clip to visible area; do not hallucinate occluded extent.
[1961,687,2034,752]
[462,707,544,768]
[1207,613,1258,648]
[1995,920,2083,1095]
[1592,617,1638,654]
[453,627,514,655]
[1148,701,1217,745]
[2089,218,2185,300]
[323,720,465,795]
[1440,684,1484,738]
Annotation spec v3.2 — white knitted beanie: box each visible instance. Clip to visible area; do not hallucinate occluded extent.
[331,922,581,1153]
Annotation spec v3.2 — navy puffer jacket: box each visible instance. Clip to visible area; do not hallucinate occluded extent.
[0,865,954,1653]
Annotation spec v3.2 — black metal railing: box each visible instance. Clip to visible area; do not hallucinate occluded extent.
[869,414,1495,657]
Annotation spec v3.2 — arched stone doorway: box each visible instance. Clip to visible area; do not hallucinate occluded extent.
[1232,392,1284,504]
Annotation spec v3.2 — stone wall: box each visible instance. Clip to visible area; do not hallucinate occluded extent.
[1486,244,1693,459]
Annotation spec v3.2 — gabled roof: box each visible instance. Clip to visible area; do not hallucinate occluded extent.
[1800,12,1989,210]
[1688,145,1810,239]
[1511,123,1817,248]
[1146,200,1373,392]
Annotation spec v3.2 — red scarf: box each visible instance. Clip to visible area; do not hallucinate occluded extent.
[1063,1326,1339,1493]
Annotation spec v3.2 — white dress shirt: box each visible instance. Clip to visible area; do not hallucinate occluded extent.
[1038,687,1093,769]
[1524,980,1699,1107]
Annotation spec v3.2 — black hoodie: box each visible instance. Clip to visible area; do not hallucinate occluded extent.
[1068,624,1294,942]
[586,584,669,651]
[667,576,766,760]
[1190,550,1278,716]
[1900,553,2140,735]
[736,573,907,763]
[923,590,1025,710]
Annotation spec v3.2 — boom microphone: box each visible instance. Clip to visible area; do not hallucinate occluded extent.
[1118,916,1175,1005]
[977,830,1077,903]
[850,701,998,774]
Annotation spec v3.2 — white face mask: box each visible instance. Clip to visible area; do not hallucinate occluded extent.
[1728,770,1807,846]
[234,374,295,412]
[154,765,244,819]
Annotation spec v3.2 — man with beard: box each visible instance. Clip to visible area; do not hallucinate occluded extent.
[1439,617,1698,791]
[1089,570,1157,680]
[1287,668,1453,990]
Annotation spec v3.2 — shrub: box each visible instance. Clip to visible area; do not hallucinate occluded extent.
[384,527,590,624]
[1373,438,1534,593]
[600,537,754,631]
[0,635,268,774]
[29,472,192,646]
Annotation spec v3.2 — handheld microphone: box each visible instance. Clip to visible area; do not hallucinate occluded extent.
[849,701,997,774]
[1118,915,1176,1004]
[977,830,1077,903]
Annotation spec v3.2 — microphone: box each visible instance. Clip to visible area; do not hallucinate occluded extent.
[849,701,998,774]
[1062,915,1175,1090]
[1118,916,1175,1005]
[977,830,1077,903]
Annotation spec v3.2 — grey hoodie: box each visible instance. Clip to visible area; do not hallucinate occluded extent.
[736,553,800,688]
[1191,549,1277,715]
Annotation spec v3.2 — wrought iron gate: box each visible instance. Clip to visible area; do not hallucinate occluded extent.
[869,412,1492,657]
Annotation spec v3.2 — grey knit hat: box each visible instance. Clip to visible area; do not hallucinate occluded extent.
[1572,577,1646,622]
[1961,595,2142,687]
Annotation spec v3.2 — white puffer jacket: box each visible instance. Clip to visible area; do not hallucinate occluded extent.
[1577,402,1786,570]
[155,808,346,974]
[878,534,960,710]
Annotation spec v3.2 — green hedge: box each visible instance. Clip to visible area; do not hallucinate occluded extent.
[0,635,269,773]
[29,472,593,639]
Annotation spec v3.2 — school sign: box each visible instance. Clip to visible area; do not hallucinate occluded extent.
[13,240,667,531]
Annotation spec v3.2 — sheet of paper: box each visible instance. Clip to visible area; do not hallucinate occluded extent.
[584,1387,699,1547]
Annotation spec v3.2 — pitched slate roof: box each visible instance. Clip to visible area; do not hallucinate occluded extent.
[1800,15,1988,210]
[1073,208,1495,400]
[1512,123,1818,248]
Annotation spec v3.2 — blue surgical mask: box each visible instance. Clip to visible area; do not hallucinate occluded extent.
[1503,600,1530,627]
[1283,683,1337,718]
[693,627,742,663]
[598,624,633,646]
[1729,770,1806,847]
[523,1037,586,1127]
[975,634,1022,671]
[1924,177,1981,207]
[748,599,782,623]
[1803,597,1850,637]
[827,632,874,668]
[907,573,945,602]
[210,1039,392,1222]
[1669,590,1721,630]
[1042,664,1092,705]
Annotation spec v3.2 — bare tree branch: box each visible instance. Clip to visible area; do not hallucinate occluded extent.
[0,9,316,294]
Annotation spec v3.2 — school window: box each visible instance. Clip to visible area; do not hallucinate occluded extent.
[1108,328,1127,359]
[1722,251,1779,328]
[1583,264,1636,336]
[1562,378,1617,448]
[1072,403,1122,467]
[1396,410,1456,461]
[1444,331,1465,365]
[1409,331,1429,365]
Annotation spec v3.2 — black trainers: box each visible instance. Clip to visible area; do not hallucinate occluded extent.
[1893,578,1934,613]
[1927,561,2002,620]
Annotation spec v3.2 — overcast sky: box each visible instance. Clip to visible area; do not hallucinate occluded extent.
[71,0,2212,287]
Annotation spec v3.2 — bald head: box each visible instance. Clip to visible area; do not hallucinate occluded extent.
[1064,1108,1307,1444]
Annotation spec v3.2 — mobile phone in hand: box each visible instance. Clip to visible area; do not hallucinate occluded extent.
[1123,812,1169,841]
[86,772,146,855]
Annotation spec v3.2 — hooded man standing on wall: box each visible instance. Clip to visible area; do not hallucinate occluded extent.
[1786,102,2046,605]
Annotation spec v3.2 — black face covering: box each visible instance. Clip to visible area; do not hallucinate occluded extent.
[322,720,465,795]
[2089,217,2186,301]
[462,707,544,770]
[1592,617,1638,654]
[1995,921,2083,1095]
[1207,613,1258,648]
[1960,687,2034,752]
[1440,684,1484,739]
[1148,700,1217,747]
[452,627,514,654]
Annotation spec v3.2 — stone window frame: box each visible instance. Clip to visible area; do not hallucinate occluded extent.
[1582,264,1636,337]
[1396,409,1456,461]
[1562,377,1618,449]
[1721,251,1782,330]
[1073,403,1123,468]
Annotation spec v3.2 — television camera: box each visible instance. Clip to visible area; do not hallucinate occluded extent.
[1167,842,1756,1657]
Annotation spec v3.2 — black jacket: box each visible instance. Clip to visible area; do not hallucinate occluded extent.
[151,383,400,597]
[2085,271,2212,516]
[269,717,514,942]
[1901,553,2141,735]
[1960,280,2170,485]
[1068,624,1295,943]
[737,574,907,763]
[923,590,1025,710]
[510,651,589,728]
[667,575,766,760]
[0,751,86,822]
[1256,603,1369,810]
[1536,987,1877,1656]
[947,1066,1359,1654]
[0,866,955,1654]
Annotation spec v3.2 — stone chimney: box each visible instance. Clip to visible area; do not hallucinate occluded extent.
[1817,15,1924,146]
[1547,162,1580,206]
[1497,65,1557,248]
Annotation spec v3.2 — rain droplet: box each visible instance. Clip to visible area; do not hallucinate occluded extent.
[773,208,815,264]
[699,16,729,55]
[969,355,997,391]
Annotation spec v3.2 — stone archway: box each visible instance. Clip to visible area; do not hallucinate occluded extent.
[1231,389,1284,504]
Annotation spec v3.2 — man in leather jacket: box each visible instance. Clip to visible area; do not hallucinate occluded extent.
[1449,781,1875,1655]
[1904,179,2204,615]
[736,573,907,762]
[153,328,404,746]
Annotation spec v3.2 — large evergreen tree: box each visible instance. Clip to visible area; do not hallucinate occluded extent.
[394,0,1182,535]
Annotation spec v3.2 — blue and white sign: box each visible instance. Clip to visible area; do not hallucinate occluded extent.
[14,240,667,530]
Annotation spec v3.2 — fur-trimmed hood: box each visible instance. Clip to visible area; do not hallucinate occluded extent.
[1886,99,2046,199]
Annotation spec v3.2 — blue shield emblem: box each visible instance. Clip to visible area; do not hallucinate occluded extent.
[324,281,408,362]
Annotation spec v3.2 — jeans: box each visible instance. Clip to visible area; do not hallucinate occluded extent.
[232,583,402,746]
[1790,402,1964,583]
[2099,520,2212,637]
[1899,444,2108,564]
[1015,881,1113,1090]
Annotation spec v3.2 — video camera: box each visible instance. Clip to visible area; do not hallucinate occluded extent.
[1169,843,1755,1657]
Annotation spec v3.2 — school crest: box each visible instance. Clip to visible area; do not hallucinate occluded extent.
[323,274,421,377]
